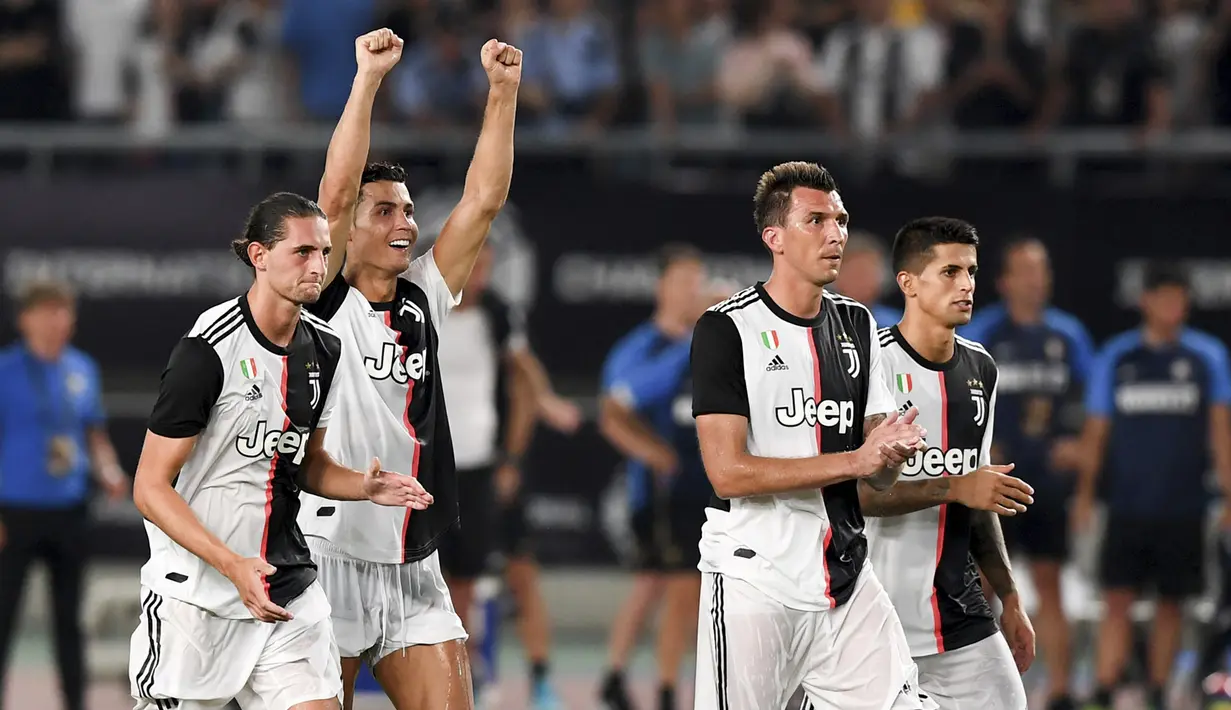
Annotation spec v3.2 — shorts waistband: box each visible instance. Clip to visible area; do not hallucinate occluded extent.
[306,535,352,559]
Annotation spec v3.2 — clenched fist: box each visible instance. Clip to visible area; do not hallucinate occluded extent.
[356,28,404,79]
[481,39,522,87]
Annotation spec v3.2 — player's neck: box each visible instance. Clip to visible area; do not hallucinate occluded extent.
[897,312,956,364]
[245,286,301,348]
[23,338,64,362]
[653,311,691,339]
[1143,323,1182,346]
[763,274,823,322]
[1005,300,1044,325]
[346,265,398,304]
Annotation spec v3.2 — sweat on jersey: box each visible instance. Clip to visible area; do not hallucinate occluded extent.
[865,326,999,657]
[961,304,1095,492]
[601,323,707,511]
[141,296,341,619]
[1086,327,1231,517]
[690,284,896,612]
[297,251,461,565]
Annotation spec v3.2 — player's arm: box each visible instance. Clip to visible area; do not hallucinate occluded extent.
[970,508,1017,601]
[502,355,539,467]
[132,337,245,578]
[504,305,580,433]
[1202,339,1231,504]
[598,341,690,474]
[432,40,521,297]
[692,312,921,498]
[1076,345,1118,509]
[80,360,127,498]
[295,428,429,507]
[317,29,405,284]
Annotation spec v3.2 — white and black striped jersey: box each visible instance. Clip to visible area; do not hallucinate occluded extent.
[297,251,461,564]
[690,284,897,612]
[142,296,342,619]
[865,326,999,656]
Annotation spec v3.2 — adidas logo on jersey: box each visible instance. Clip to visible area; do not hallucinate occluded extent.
[235,421,311,465]
[775,387,855,433]
[897,399,913,416]
[901,447,979,478]
[765,355,789,372]
[243,384,262,402]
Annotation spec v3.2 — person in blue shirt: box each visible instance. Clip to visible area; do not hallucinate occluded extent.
[961,236,1095,710]
[1076,263,1231,710]
[0,281,127,710]
[596,244,715,710]
[830,230,902,327]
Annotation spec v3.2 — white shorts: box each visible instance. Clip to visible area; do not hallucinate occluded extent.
[128,582,341,710]
[914,633,1027,710]
[694,569,937,710]
[309,537,468,667]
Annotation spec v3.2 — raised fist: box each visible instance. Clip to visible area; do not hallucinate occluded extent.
[356,28,404,78]
[481,39,522,87]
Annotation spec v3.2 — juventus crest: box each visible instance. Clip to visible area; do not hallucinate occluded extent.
[837,332,861,378]
[308,367,322,409]
[398,298,425,323]
[968,379,986,426]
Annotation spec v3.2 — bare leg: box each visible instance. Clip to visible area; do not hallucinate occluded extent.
[1149,599,1184,691]
[339,657,362,710]
[1030,560,1072,703]
[373,639,475,710]
[1094,589,1136,691]
[607,573,666,669]
[505,555,552,664]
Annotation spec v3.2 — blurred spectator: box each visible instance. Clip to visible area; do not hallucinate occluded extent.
[534,0,621,131]
[1202,0,1231,125]
[718,0,816,128]
[281,0,377,121]
[381,0,435,50]
[63,0,146,124]
[226,0,290,124]
[944,0,1046,129]
[1154,0,1203,125]
[0,0,66,121]
[639,0,729,129]
[1034,0,1170,136]
[0,282,127,710]
[814,0,944,139]
[798,0,846,47]
[489,0,552,121]
[390,11,485,126]
[159,0,262,123]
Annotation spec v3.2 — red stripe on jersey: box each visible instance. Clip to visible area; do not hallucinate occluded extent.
[930,371,950,653]
[384,311,421,563]
[260,356,290,598]
[807,332,837,608]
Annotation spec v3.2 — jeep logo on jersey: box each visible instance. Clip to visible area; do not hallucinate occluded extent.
[901,447,979,477]
[775,387,855,433]
[365,342,427,384]
[236,421,310,465]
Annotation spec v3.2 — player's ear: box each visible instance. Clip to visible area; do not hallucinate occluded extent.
[248,241,267,272]
[896,270,915,297]
[761,227,784,255]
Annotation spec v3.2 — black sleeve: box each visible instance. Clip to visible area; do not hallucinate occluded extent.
[308,271,349,320]
[147,337,224,438]
[691,311,750,418]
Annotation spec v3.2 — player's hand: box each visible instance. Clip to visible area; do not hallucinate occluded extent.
[1049,437,1084,473]
[1070,492,1095,534]
[540,395,583,434]
[647,445,679,478]
[223,557,293,623]
[356,28,404,79]
[481,39,522,88]
[1000,594,1037,672]
[858,409,927,474]
[495,463,521,504]
[950,464,1033,515]
[363,457,434,509]
[98,463,129,501]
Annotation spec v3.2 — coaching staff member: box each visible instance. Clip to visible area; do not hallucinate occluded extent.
[0,281,127,710]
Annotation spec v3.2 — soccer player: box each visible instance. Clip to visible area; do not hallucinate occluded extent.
[961,236,1095,710]
[295,29,522,710]
[437,242,580,709]
[1075,262,1231,710]
[595,244,713,710]
[832,230,902,327]
[127,192,432,710]
[860,217,1036,708]
[689,161,933,710]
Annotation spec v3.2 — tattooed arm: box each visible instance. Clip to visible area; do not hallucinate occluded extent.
[970,508,1017,600]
